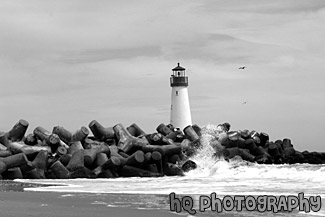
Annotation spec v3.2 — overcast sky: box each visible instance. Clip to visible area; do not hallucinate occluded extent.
[1,0,325,151]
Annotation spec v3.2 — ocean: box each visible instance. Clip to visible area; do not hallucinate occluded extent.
[16,124,325,217]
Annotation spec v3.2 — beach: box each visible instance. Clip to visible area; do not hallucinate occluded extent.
[0,181,180,217]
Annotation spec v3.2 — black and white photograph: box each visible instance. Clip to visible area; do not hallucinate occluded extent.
[0,1,324,216]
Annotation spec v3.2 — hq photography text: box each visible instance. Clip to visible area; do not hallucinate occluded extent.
[169,192,322,215]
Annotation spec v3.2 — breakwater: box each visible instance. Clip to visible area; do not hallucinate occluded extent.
[0,119,324,180]
[205,123,325,165]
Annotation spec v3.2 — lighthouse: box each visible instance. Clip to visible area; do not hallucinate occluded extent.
[170,63,192,130]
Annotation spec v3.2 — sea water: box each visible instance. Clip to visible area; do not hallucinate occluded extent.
[16,124,325,216]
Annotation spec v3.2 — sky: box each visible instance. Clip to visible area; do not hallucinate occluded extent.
[0,0,325,152]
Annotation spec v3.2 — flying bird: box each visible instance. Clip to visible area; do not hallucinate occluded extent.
[238,66,246,69]
[242,101,247,104]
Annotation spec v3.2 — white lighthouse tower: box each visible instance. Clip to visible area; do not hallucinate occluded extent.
[170,63,192,130]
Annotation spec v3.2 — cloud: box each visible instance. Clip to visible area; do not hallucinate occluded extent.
[199,0,325,14]
[169,33,297,66]
[61,46,162,64]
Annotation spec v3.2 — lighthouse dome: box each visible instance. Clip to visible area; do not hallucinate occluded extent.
[172,63,186,71]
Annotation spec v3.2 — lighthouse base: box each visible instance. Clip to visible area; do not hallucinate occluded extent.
[170,86,192,130]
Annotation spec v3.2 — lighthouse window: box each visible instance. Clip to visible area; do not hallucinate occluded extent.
[176,91,179,96]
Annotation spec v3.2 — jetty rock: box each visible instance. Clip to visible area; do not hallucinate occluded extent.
[0,120,203,179]
[209,126,325,165]
[0,119,323,180]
